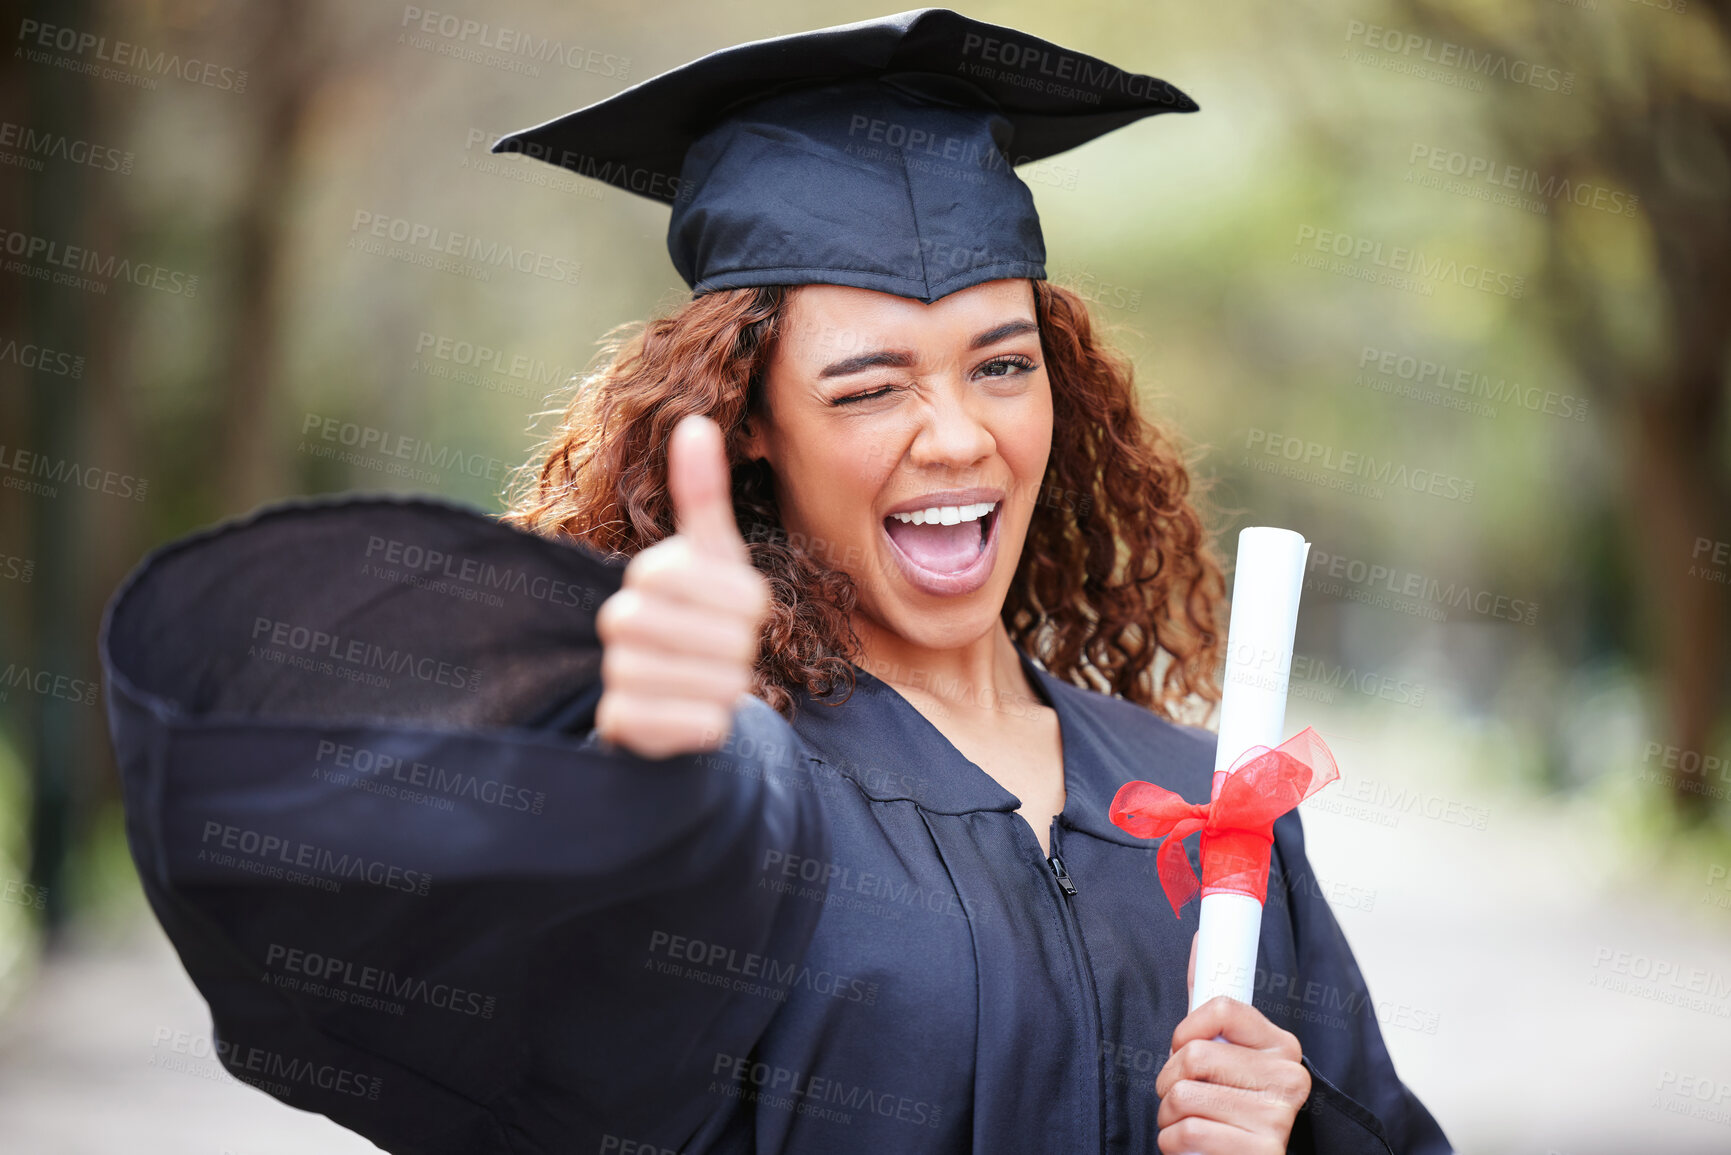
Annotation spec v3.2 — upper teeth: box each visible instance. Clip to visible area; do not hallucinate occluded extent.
[889,501,997,526]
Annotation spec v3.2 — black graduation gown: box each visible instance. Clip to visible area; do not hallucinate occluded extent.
[99,493,1453,1155]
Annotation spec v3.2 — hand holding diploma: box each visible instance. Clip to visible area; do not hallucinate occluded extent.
[1113,527,1338,1152]
[594,413,772,759]
[1152,934,1311,1154]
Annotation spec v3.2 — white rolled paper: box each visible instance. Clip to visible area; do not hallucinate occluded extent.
[1189,527,1311,1013]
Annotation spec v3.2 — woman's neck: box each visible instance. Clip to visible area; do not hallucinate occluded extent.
[848,615,1035,721]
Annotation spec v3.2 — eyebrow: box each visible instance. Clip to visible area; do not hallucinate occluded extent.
[816,318,1039,379]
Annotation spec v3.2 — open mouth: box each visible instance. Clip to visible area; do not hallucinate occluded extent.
[880,500,1000,595]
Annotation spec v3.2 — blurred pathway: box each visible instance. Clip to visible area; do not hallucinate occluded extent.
[0,909,379,1155]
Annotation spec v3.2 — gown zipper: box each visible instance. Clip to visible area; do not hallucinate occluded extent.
[1039,816,1105,1151]
[1047,847,1077,896]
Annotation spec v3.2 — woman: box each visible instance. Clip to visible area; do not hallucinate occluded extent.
[101,9,1451,1154]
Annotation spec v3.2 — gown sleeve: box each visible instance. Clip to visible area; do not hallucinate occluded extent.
[99,493,831,1155]
[1264,809,1455,1154]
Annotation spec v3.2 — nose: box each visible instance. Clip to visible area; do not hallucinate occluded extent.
[907,379,994,475]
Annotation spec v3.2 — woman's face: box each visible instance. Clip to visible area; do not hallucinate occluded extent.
[742,278,1053,653]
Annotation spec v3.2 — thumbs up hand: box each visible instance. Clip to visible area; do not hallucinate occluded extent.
[593,414,772,760]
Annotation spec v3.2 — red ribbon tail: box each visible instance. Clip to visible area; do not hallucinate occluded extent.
[1154,817,1204,918]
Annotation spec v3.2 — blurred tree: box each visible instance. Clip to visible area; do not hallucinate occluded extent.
[202,0,334,513]
[1,0,108,934]
[1392,0,1731,820]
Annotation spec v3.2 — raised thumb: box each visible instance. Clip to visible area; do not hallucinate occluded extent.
[668,413,745,563]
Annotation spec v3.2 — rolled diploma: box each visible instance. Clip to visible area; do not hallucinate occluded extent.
[1189,527,1311,1012]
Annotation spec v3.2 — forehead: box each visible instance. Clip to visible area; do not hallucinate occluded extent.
[776,279,1037,366]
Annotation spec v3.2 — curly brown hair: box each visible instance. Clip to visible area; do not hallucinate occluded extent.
[499,279,1226,725]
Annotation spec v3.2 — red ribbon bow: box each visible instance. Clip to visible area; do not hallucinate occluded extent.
[1108,727,1339,919]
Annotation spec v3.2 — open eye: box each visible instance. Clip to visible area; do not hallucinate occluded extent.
[978,354,1037,378]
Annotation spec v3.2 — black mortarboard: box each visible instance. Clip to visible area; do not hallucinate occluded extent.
[491,7,1196,302]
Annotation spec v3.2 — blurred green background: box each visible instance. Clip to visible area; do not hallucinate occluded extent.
[1,0,1728,1151]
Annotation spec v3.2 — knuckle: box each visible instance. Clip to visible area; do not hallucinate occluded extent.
[716,663,751,704]
[598,588,641,630]
[621,543,661,582]
[742,569,772,615]
[1171,1040,1204,1079]
[601,644,653,693]
[639,539,698,587]
[720,620,760,665]
[594,593,620,638]
[697,704,733,749]
[1159,1117,1200,1152]
[1164,1078,1201,1114]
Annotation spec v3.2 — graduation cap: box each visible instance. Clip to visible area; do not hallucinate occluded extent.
[491,7,1197,302]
